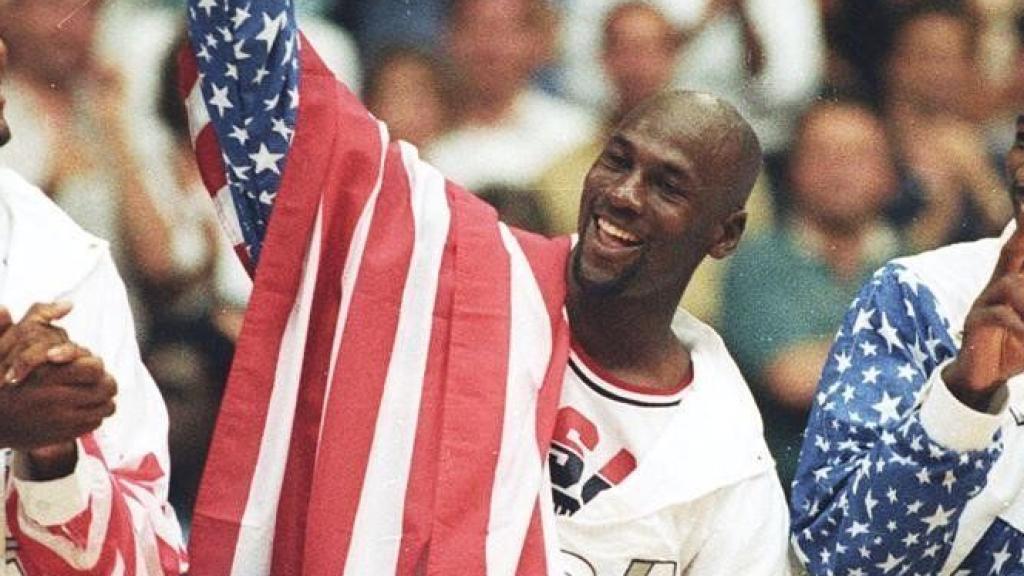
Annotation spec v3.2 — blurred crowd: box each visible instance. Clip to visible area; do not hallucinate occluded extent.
[0,0,1021,523]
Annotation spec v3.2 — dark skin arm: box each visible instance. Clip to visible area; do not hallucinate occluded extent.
[0,303,118,480]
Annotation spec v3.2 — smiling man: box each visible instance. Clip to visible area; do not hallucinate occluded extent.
[180,0,789,574]
[791,115,1024,575]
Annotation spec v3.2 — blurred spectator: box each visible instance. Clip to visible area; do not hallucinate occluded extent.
[330,0,448,67]
[821,0,899,104]
[426,0,597,191]
[882,0,1010,251]
[978,1,1024,152]
[0,0,179,335]
[722,100,903,488]
[364,46,452,150]
[560,0,823,168]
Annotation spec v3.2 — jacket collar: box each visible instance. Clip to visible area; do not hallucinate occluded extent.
[567,309,776,523]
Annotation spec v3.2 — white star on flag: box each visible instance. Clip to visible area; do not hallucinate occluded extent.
[249,143,284,175]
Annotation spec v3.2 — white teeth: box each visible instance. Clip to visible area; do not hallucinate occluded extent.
[597,217,640,244]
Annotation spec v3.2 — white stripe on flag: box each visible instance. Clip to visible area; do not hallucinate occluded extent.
[185,78,211,147]
[342,141,452,575]
[212,185,246,247]
[486,224,554,576]
[229,203,325,576]
[539,460,564,573]
[319,121,391,444]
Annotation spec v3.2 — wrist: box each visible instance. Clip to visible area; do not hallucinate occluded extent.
[25,442,78,481]
[942,360,1001,412]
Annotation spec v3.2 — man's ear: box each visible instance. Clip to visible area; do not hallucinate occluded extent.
[707,209,747,260]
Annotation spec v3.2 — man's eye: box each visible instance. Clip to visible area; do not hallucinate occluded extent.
[657,177,683,196]
[602,153,628,170]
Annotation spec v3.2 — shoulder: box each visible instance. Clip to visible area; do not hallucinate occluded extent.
[0,168,104,250]
[672,309,768,446]
[0,168,111,306]
[890,235,1000,332]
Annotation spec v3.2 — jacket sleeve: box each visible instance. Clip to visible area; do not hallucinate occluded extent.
[790,263,1007,575]
[686,470,793,575]
[6,251,187,575]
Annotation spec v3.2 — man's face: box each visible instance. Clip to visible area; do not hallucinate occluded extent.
[0,37,9,147]
[790,105,895,231]
[448,0,540,101]
[1008,116,1024,216]
[572,101,740,299]
[2,0,101,86]
[601,6,678,114]
[887,14,974,115]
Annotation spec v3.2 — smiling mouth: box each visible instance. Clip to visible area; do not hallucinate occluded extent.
[595,216,642,248]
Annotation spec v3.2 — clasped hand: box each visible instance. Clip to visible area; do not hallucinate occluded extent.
[0,302,117,479]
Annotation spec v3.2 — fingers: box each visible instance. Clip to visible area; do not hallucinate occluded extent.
[22,301,73,324]
[978,274,1024,313]
[4,342,88,386]
[0,365,115,451]
[0,302,75,385]
[994,225,1024,278]
[47,342,89,364]
[0,307,13,334]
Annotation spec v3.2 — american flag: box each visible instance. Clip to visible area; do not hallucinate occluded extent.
[180,1,572,574]
[183,0,300,270]
[791,262,1024,575]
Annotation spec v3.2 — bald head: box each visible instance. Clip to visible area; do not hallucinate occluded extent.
[619,90,762,211]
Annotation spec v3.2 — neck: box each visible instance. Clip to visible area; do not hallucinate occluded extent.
[566,282,689,391]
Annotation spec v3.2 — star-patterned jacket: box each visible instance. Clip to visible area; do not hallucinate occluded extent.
[791,225,1024,576]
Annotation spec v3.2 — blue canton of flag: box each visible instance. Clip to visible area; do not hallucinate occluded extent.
[187,0,300,266]
[791,263,1008,575]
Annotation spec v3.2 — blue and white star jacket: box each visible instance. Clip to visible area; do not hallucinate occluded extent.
[792,225,1024,576]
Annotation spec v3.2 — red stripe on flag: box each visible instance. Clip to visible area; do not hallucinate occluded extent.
[300,143,416,575]
[269,73,388,574]
[187,45,345,575]
[194,125,227,196]
[176,43,198,95]
[394,235,456,575]
[424,186,511,574]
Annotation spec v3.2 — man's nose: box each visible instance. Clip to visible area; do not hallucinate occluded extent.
[608,171,643,210]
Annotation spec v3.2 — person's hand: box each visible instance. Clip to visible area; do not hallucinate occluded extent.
[0,349,117,480]
[0,301,74,386]
[943,221,1024,410]
[0,303,117,479]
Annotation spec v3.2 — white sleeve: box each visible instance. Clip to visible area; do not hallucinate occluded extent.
[685,471,793,575]
[8,251,187,575]
[918,359,1009,453]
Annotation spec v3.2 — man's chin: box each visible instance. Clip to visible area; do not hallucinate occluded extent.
[570,247,637,298]
[0,123,10,148]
